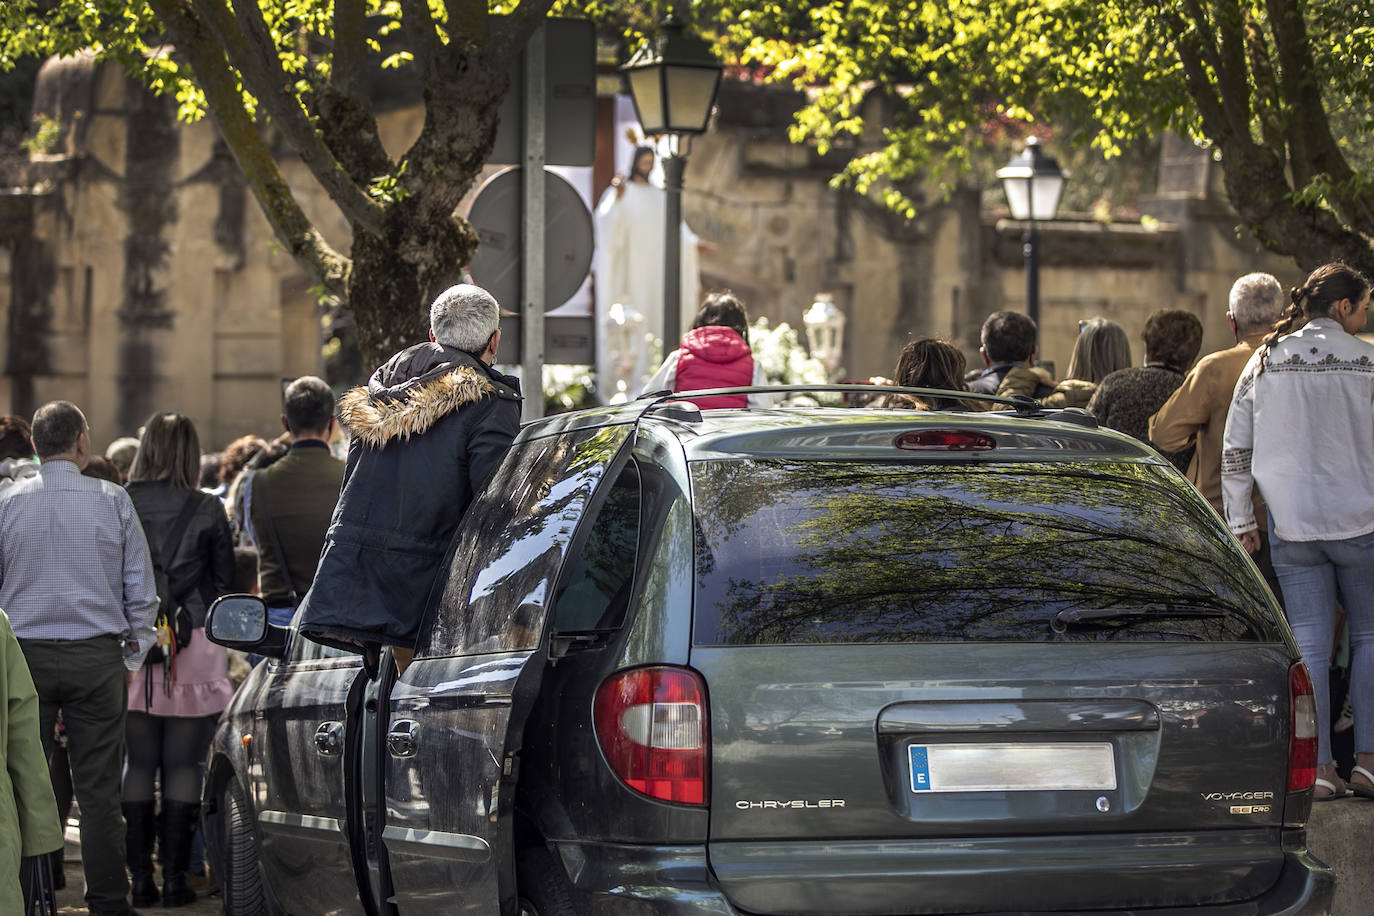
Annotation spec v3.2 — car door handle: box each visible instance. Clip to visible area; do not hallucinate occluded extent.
[387,720,420,758]
[314,721,344,757]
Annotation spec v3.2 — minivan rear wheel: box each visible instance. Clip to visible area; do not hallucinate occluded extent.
[517,845,578,916]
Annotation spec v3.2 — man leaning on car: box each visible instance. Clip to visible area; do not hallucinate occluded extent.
[296,284,521,673]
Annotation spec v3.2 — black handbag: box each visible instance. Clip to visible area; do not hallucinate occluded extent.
[149,493,202,659]
[21,853,57,916]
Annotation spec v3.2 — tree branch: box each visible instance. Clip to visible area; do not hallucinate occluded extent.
[446,0,488,45]
[189,0,387,235]
[1210,0,1252,135]
[400,0,442,83]
[1176,0,1251,141]
[314,0,391,186]
[1243,9,1286,155]
[331,0,369,101]
[1263,0,1374,237]
[144,0,350,297]
[495,0,560,64]
[1160,12,1234,143]
[1159,6,1373,277]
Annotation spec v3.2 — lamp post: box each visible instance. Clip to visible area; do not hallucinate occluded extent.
[620,14,724,348]
[995,137,1068,328]
[803,293,847,381]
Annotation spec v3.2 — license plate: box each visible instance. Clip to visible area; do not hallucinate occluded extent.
[909,742,1116,793]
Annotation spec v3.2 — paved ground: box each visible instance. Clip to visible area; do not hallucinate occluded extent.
[49,822,223,915]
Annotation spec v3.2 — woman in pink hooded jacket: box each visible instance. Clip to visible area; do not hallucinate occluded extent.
[642,292,771,408]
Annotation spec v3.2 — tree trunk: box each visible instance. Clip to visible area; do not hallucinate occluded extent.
[344,42,505,370]
[348,204,481,367]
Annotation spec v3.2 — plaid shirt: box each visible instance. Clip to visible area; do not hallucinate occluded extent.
[0,460,159,670]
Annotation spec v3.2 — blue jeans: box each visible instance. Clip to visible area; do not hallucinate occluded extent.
[1270,529,1374,765]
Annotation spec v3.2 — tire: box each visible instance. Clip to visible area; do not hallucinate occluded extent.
[517,845,579,916]
[222,779,267,915]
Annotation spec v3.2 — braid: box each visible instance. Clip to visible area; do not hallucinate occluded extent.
[1255,294,1306,375]
[1256,264,1370,375]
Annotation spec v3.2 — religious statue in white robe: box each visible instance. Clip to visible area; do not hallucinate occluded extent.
[594,146,700,404]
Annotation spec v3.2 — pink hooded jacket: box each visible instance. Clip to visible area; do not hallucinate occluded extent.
[675,326,753,408]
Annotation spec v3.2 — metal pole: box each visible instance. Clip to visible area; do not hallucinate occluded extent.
[1024,221,1040,330]
[520,24,546,421]
[663,152,686,349]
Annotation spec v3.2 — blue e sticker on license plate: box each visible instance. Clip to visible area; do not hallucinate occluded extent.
[909,745,931,791]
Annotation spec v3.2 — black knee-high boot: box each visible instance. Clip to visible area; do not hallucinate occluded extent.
[123,801,160,906]
[160,800,200,907]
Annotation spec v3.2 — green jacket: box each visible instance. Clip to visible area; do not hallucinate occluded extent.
[0,608,61,913]
[996,366,1097,409]
[248,442,345,608]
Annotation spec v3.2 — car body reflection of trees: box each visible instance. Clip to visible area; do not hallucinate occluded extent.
[692,460,1278,647]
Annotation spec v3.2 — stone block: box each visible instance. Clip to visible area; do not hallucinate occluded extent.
[215,334,282,377]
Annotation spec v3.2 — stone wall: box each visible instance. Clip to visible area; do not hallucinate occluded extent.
[0,53,320,451]
[686,86,1302,382]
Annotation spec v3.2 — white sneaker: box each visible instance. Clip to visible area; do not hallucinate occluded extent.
[1335,694,1354,733]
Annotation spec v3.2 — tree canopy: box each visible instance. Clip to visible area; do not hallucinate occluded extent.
[716,0,1374,278]
[0,0,632,364]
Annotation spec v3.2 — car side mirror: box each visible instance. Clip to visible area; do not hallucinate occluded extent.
[207,594,288,659]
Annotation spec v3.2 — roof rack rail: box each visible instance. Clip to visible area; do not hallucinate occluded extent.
[637,385,1050,417]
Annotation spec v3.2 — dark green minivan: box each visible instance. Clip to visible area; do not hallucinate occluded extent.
[204,396,1333,916]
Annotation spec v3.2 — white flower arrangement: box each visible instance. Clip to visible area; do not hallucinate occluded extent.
[749,317,837,403]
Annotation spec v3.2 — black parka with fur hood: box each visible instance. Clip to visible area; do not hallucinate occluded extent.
[297,342,521,651]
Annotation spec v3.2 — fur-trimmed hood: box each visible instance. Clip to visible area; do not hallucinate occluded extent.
[337,342,520,448]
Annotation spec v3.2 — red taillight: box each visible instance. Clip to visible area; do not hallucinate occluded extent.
[593,666,708,805]
[894,430,995,451]
[1288,662,1317,793]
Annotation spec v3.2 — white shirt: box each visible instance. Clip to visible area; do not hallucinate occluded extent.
[1222,317,1374,541]
[641,350,775,408]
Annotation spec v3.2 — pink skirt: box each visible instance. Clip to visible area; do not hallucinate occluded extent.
[128,626,235,718]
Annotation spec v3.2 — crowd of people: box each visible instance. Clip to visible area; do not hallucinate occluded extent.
[0,376,352,913]
[0,265,1369,912]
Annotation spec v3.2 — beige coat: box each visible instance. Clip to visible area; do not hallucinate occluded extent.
[1148,333,1266,519]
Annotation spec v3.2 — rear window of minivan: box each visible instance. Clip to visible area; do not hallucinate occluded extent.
[689,459,1284,645]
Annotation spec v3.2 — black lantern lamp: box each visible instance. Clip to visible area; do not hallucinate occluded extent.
[621,16,724,347]
[621,15,724,138]
[996,137,1068,327]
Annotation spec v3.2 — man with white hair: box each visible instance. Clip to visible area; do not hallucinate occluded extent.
[297,284,521,668]
[1149,272,1287,590]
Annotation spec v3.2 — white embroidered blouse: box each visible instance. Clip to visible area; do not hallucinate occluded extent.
[1222,317,1374,541]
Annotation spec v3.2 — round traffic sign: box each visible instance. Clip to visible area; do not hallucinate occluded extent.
[466,167,594,312]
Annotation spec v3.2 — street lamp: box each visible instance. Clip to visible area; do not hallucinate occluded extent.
[995,137,1068,328]
[803,293,847,380]
[621,14,724,347]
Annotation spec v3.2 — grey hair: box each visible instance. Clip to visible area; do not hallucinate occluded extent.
[1064,317,1132,384]
[104,436,140,474]
[1228,273,1285,332]
[31,401,88,458]
[429,284,501,352]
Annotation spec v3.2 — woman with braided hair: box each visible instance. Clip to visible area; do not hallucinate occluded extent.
[1223,262,1374,800]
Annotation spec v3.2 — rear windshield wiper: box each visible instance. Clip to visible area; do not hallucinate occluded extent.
[1049,606,1229,634]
